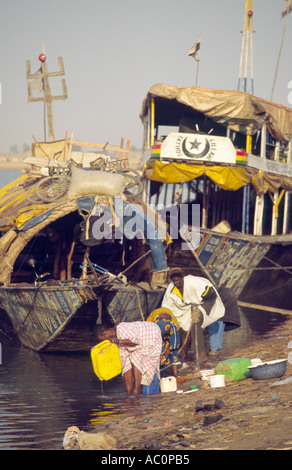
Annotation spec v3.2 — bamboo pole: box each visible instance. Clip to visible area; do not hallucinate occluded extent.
[68,132,74,160]
[119,137,124,163]
[125,139,130,168]
[238,301,292,317]
[63,130,68,161]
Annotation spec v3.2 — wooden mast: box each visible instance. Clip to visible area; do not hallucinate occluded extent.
[271,0,292,101]
[237,0,254,95]
[237,1,254,234]
[26,44,68,142]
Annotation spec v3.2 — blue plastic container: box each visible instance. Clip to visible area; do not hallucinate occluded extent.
[142,374,160,395]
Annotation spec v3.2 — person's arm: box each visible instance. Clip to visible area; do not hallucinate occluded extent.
[110,337,138,348]
[201,285,217,302]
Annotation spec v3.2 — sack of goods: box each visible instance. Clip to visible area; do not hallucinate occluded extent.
[67,168,125,197]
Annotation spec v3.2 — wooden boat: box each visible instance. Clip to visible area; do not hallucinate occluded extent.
[139,84,292,312]
[0,137,169,352]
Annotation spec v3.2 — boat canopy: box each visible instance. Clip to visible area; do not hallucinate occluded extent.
[145,160,292,194]
[140,83,292,142]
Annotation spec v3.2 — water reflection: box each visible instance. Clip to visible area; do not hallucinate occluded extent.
[223,307,288,350]
[89,404,123,427]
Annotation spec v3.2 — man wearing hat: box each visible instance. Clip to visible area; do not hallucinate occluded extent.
[161,268,239,362]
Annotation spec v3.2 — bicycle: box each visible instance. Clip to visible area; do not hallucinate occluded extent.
[25,156,142,204]
[25,160,72,204]
[89,157,143,197]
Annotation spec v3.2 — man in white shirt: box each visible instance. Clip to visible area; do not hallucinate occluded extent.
[162,267,225,362]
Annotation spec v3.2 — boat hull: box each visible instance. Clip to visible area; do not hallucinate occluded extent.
[239,241,292,310]
[195,231,271,297]
[172,228,292,310]
[0,283,164,352]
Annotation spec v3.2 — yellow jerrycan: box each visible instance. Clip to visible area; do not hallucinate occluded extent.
[91,340,122,381]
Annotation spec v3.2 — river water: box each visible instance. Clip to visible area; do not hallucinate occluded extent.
[0,170,288,450]
[0,170,123,450]
[0,312,286,451]
[0,332,127,450]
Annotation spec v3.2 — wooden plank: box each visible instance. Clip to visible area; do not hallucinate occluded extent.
[22,156,68,168]
[238,300,292,316]
[70,139,130,153]
[125,139,130,168]
[119,137,124,162]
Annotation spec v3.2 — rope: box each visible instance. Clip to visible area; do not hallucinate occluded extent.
[178,319,194,355]
[16,284,43,330]
[134,287,145,321]
[178,306,201,356]
[263,255,292,277]
[208,265,292,272]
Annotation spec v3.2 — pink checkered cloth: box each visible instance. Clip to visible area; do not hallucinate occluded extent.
[116,322,162,386]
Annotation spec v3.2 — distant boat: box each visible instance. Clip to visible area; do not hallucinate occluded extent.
[0,137,169,352]
[139,83,292,313]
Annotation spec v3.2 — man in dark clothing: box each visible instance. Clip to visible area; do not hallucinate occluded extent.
[206,286,241,357]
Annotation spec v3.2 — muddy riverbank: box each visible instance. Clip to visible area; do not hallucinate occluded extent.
[93,316,292,451]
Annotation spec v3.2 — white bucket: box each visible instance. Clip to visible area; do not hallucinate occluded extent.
[200,369,215,381]
[160,376,177,393]
[209,374,225,388]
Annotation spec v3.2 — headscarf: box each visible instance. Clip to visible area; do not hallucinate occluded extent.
[146,307,180,330]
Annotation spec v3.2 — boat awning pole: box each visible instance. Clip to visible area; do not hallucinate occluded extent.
[242,135,252,233]
[150,96,155,146]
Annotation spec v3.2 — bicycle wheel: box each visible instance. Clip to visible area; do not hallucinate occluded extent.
[26,185,43,204]
[118,168,143,196]
[35,175,71,202]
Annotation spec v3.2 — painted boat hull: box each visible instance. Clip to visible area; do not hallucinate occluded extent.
[172,228,292,310]
[195,230,271,296]
[0,283,164,352]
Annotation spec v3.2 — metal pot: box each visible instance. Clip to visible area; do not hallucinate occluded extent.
[248,359,287,380]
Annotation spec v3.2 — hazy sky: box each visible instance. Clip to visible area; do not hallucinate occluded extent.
[1,0,292,153]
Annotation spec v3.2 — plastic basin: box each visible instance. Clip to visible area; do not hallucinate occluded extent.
[248,359,287,380]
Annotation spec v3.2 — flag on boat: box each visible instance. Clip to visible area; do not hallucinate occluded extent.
[28,67,44,94]
[281,0,292,17]
[186,34,201,62]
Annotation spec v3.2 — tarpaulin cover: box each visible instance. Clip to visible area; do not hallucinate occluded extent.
[0,174,168,271]
[145,160,292,194]
[145,161,250,190]
[140,84,292,142]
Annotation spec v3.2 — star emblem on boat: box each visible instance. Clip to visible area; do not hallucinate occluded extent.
[189,138,202,150]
